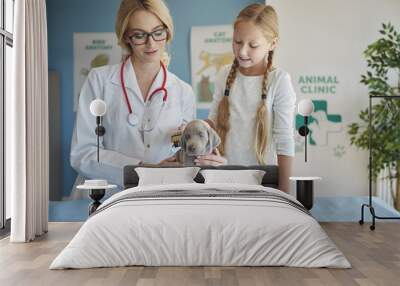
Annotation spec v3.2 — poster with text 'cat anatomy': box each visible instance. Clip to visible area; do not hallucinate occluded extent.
[190,25,234,109]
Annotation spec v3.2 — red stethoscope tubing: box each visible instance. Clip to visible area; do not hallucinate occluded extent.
[120,57,168,115]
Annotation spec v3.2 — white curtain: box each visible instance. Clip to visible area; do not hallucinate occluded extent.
[8,0,49,242]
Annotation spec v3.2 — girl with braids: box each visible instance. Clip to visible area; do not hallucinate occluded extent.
[197,4,296,193]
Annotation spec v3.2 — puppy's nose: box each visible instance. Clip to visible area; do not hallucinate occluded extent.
[188,145,196,153]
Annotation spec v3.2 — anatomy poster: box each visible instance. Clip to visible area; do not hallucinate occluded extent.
[190,25,234,109]
[73,33,122,111]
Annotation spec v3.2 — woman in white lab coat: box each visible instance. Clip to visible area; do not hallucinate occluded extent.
[70,0,195,189]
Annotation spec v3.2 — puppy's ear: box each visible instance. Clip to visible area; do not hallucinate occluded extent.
[207,127,221,152]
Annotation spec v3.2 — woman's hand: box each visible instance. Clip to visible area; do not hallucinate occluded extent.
[178,123,186,131]
[194,148,227,166]
[158,155,181,166]
[171,123,186,147]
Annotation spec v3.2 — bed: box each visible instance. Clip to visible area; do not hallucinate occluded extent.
[50,165,350,269]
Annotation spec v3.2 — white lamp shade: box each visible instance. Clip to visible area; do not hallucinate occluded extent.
[89,99,107,117]
[297,99,314,116]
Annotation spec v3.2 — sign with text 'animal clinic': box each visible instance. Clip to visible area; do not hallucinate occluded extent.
[190,25,234,109]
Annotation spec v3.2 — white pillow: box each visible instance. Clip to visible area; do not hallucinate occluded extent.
[200,169,266,185]
[135,167,200,186]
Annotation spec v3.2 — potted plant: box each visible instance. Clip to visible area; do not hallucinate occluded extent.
[348,23,400,210]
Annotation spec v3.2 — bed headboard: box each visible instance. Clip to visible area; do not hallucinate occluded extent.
[123,165,279,189]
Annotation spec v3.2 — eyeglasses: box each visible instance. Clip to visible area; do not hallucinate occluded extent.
[127,28,168,45]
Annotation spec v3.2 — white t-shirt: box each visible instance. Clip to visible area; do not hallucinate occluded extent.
[208,66,296,165]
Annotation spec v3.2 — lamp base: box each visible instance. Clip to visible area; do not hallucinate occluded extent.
[88,189,105,215]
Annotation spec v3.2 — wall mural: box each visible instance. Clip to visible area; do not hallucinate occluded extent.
[294,74,343,158]
[295,100,344,157]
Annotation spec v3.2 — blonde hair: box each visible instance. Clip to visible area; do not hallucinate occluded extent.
[115,0,174,65]
[216,4,278,164]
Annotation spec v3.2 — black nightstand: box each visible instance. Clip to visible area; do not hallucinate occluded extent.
[289,177,321,210]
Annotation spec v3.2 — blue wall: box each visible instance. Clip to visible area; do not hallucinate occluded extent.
[47,0,263,197]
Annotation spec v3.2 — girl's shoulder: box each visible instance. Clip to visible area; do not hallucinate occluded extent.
[267,68,295,94]
[269,67,292,83]
[269,68,296,99]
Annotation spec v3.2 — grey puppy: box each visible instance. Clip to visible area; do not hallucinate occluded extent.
[176,120,221,166]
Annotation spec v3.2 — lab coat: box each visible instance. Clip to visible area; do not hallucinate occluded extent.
[70,60,195,189]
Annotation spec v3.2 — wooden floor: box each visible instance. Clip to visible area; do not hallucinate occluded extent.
[0,222,399,286]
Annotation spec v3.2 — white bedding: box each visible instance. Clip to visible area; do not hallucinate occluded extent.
[50,183,351,269]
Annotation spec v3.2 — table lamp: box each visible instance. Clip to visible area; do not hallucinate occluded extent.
[89,99,107,162]
[297,99,314,162]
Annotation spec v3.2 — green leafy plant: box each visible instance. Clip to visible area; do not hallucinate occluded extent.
[348,23,400,210]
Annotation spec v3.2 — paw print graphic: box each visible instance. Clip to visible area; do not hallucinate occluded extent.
[333,145,346,158]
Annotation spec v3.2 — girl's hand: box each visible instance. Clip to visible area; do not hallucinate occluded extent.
[194,148,227,166]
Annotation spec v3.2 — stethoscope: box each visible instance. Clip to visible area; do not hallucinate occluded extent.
[120,56,168,128]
